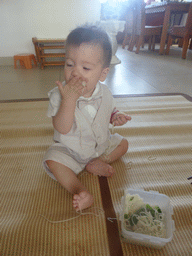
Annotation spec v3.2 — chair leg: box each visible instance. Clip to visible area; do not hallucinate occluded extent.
[182,36,189,59]
[135,35,143,54]
[152,36,156,51]
[128,36,135,52]
[142,38,145,48]
[148,37,152,51]
[32,55,37,66]
[189,38,192,49]
[122,35,129,49]
[165,35,172,55]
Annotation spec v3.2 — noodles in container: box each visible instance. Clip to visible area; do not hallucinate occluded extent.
[120,189,175,248]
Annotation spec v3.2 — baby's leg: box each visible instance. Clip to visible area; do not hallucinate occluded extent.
[103,138,128,164]
[46,160,93,211]
[86,139,128,177]
[85,158,114,177]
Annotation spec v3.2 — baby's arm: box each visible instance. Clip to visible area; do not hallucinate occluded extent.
[52,78,86,134]
[110,109,131,126]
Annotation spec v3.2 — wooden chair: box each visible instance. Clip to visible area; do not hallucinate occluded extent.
[122,7,136,49]
[123,1,162,54]
[165,3,192,59]
[14,54,37,69]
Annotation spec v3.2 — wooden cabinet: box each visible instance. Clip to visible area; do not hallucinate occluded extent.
[32,37,66,69]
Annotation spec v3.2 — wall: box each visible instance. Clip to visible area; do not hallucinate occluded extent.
[0,0,101,57]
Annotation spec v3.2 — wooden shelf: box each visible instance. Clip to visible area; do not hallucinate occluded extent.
[43,61,65,66]
[32,37,66,69]
[40,53,65,58]
[40,45,65,50]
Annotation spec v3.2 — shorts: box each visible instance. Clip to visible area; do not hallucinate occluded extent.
[43,133,124,180]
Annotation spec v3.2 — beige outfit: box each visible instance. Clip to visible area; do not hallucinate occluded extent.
[43,82,123,180]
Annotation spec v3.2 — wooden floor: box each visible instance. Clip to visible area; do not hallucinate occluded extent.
[0,44,192,101]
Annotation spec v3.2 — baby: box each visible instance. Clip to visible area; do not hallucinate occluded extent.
[43,25,131,211]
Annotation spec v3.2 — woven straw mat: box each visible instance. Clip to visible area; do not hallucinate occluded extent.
[1,95,192,256]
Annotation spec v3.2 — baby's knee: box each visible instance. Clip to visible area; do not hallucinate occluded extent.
[121,139,129,154]
[46,160,54,168]
[85,161,94,173]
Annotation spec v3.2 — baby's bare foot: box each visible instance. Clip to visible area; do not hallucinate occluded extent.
[73,191,94,211]
[85,158,115,177]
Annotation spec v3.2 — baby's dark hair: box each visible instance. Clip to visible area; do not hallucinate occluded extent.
[66,25,112,68]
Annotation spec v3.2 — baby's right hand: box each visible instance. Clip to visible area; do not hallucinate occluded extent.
[56,77,87,102]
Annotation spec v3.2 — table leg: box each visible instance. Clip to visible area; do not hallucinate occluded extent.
[189,39,192,49]
[159,6,170,55]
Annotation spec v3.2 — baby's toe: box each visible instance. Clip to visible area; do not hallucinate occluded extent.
[73,195,80,208]
[73,194,80,200]
[73,202,80,211]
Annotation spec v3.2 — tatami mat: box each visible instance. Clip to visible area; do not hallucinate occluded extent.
[1,101,109,256]
[1,95,192,256]
[109,95,192,256]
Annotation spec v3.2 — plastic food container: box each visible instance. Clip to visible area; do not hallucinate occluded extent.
[120,188,175,249]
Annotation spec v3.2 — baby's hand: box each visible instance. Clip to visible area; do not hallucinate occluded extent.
[56,77,87,102]
[111,112,131,126]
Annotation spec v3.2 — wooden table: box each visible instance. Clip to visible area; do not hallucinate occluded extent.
[145,2,191,55]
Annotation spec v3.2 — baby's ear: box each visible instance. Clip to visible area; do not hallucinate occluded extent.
[99,67,110,82]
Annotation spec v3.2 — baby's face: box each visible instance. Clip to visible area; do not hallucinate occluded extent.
[64,43,109,98]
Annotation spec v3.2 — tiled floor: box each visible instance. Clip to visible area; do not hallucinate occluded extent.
[0,44,192,101]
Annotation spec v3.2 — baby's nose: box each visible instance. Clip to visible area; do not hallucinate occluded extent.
[71,67,81,78]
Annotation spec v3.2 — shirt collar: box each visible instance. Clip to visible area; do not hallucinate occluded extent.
[78,82,102,102]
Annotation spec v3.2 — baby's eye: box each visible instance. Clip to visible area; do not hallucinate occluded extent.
[83,67,90,71]
[66,63,73,67]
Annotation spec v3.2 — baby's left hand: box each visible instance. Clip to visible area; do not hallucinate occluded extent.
[112,112,131,126]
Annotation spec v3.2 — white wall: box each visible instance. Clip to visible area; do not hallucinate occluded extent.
[0,0,101,57]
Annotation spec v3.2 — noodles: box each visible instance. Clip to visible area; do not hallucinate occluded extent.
[123,194,166,238]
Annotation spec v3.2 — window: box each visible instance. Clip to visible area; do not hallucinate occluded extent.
[100,0,130,20]
[100,0,128,3]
